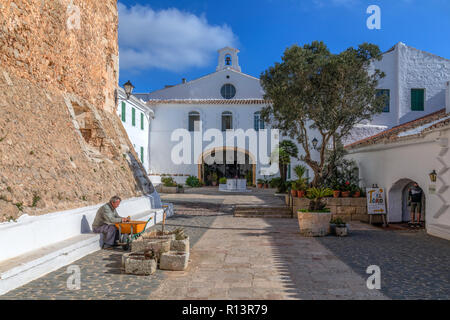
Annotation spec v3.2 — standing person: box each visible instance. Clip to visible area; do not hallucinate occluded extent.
[408,183,423,228]
[92,196,130,249]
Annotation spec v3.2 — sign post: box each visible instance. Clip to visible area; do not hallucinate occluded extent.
[366,187,388,227]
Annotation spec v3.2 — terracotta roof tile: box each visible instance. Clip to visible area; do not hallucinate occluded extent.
[146,99,269,105]
[345,109,449,150]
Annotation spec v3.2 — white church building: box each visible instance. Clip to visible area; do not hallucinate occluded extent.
[120,44,449,188]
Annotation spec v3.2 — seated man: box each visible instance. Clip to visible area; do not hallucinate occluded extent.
[92,196,130,249]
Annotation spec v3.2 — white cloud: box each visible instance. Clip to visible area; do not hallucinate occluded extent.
[118,3,237,72]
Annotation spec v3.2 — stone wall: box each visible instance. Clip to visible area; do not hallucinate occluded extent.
[0,0,153,222]
[287,196,385,223]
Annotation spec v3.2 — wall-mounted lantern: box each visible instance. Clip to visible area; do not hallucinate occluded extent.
[429,170,437,183]
[312,138,318,150]
[123,80,135,99]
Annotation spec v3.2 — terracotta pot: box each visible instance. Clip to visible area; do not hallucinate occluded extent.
[212,181,217,186]
[257,183,263,188]
[341,191,351,198]
[333,190,340,198]
[264,184,269,189]
[297,190,305,198]
[291,189,297,197]
[352,191,361,198]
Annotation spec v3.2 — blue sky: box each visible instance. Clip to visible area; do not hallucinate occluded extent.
[118,0,450,94]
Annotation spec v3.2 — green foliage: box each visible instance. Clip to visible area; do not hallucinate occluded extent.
[32,193,41,207]
[162,177,177,187]
[15,202,23,211]
[186,176,201,188]
[330,217,346,226]
[219,177,227,184]
[271,140,298,183]
[211,172,218,182]
[306,187,333,211]
[260,41,385,186]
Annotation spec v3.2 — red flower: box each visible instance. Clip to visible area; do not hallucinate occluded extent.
[345,181,350,185]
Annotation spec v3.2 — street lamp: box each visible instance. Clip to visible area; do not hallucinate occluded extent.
[123,80,135,99]
[429,170,437,183]
[312,138,318,150]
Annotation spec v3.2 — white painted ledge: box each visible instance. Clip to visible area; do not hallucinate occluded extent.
[0,192,173,295]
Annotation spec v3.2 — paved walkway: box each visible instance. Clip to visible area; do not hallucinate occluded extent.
[1,189,449,300]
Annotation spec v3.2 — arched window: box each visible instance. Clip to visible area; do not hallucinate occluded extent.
[225,54,232,66]
[221,84,236,99]
[254,111,265,131]
[188,111,200,132]
[222,111,233,131]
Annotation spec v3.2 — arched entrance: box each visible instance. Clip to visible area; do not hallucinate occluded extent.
[198,147,256,186]
[388,179,426,223]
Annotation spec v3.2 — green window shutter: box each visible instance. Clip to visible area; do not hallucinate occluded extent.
[140,147,144,163]
[132,108,136,126]
[121,102,126,122]
[411,89,425,111]
[376,89,390,112]
[141,113,144,130]
[287,164,291,180]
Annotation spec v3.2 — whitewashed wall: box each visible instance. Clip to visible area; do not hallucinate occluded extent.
[347,129,450,240]
[117,91,151,172]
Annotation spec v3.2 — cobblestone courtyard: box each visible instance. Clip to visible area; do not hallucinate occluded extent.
[1,189,449,300]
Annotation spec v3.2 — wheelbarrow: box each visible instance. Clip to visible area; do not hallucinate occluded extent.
[114,205,170,250]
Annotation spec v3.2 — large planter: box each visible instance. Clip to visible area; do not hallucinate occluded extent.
[160,251,189,271]
[352,191,361,198]
[123,252,157,275]
[171,236,190,254]
[335,225,348,237]
[297,211,332,237]
[131,237,171,259]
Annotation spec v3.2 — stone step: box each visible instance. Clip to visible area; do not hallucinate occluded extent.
[234,214,293,219]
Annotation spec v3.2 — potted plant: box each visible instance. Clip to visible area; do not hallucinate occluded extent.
[352,185,361,198]
[211,172,218,186]
[297,187,333,236]
[341,181,351,197]
[290,181,298,197]
[330,217,348,236]
[257,179,264,188]
[264,179,269,189]
[219,177,227,185]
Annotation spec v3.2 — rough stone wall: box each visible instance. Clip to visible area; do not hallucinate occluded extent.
[0,0,153,222]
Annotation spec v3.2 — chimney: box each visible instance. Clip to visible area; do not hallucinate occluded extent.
[446,81,450,114]
[182,78,187,84]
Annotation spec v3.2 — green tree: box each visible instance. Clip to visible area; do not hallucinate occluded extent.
[272,140,299,183]
[260,41,385,186]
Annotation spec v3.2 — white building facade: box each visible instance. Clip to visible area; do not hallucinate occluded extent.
[116,87,154,172]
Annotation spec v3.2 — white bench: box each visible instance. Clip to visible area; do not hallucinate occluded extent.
[0,193,173,295]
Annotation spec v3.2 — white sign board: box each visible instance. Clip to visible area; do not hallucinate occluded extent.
[366,188,387,215]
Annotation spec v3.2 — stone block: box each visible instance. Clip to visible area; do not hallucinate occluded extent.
[294,197,310,209]
[171,237,190,254]
[325,198,340,206]
[337,206,356,215]
[355,206,367,214]
[297,211,332,237]
[326,205,338,214]
[351,214,369,222]
[331,214,349,222]
[160,251,189,271]
[124,253,157,275]
[131,238,171,259]
[352,197,368,207]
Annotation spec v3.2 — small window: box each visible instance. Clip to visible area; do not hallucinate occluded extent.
[189,111,201,132]
[411,89,425,111]
[121,102,126,122]
[221,84,236,99]
[132,108,136,126]
[254,111,265,130]
[140,113,144,130]
[376,89,390,113]
[222,111,233,131]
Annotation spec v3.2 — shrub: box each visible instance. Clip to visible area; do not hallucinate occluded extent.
[162,177,177,187]
[306,187,333,211]
[330,217,346,226]
[186,176,201,188]
[219,177,227,184]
